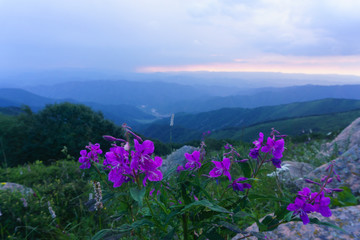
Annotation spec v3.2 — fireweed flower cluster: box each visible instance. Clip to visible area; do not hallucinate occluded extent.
[79,132,164,188]
[286,187,331,225]
[103,139,163,187]
[287,162,340,224]
[230,177,252,192]
[249,130,285,169]
[78,127,342,239]
[78,143,103,169]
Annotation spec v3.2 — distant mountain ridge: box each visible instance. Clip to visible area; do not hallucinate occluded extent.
[139,98,360,142]
[25,80,210,114]
[25,81,360,114]
[0,88,156,126]
[159,84,360,113]
[147,98,360,132]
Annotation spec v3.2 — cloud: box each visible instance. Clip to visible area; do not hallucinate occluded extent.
[0,0,360,74]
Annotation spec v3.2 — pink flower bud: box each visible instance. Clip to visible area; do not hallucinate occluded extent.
[103,135,117,141]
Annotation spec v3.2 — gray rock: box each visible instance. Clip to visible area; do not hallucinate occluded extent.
[0,182,34,195]
[323,117,360,156]
[304,145,360,195]
[161,145,198,172]
[232,205,360,240]
[267,161,314,189]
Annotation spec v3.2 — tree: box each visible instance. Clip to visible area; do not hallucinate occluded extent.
[2,103,124,166]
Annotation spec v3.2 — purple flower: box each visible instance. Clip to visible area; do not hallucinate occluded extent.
[104,146,130,169]
[271,158,282,168]
[224,143,232,150]
[209,157,232,181]
[79,150,91,169]
[249,148,260,159]
[177,165,185,172]
[261,137,284,159]
[104,145,133,188]
[142,156,163,186]
[311,191,331,217]
[149,188,155,197]
[184,151,201,170]
[108,167,132,188]
[230,177,251,192]
[287,197,314,225]
[253,132,264,150]
[131,139,155,172]
[249,132,264,159]
[79,143,102,169]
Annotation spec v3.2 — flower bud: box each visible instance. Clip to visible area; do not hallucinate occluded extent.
[331,188,344,192]
[103,135,117,141]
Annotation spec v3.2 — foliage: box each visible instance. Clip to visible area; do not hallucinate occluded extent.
[0,103,125,167]
[0,160,110,239]
[0,127,349,239]
[77,128,342,239]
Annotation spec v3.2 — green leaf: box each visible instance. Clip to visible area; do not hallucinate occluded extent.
[155,198,171,215]
[92,220,154,240]
[163,166,177,180]
[130,187,146,207]
[218,221,241,233]
[181,199,231,214]
[248,194,291,203]
[239,161,252,178]
[180,182,192,205]
[283,211,293,222]
[205,228,225,240]
[259,215,279,231]
[162,228,175,240]
[331,186,358,207]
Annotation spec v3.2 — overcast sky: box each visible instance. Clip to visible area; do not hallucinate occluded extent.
[1,0,360,81]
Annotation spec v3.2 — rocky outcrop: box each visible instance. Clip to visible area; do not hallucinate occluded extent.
[304,145,360,195]
[161,145,198,172]
[233,205,360,240]
[267,161,314,189]
[323,117,360,155]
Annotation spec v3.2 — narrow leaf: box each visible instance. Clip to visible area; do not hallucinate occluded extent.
[130,187,146,207]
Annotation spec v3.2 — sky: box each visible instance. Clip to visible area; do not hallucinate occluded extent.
[1,0,360,85]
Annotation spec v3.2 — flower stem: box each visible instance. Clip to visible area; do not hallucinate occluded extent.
[92,163,112,190]
[145,197,166,232]
[310,164,333,204]
[182,213,189,240]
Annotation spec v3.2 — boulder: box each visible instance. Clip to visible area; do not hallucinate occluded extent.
[232,205,360,240]
[161,145,198,172]
[267,161,314,189]
[304,145,360,195]
[323,117,360,156]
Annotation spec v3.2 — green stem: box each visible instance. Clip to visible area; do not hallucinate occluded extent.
[310,165,333,204]
[92,163,112,190]
[274,165,284,196]
[182,213,189,240]
[252,152,268,178]
[219,186,230,201]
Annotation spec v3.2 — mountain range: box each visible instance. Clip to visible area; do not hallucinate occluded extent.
[1,80,360,143]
